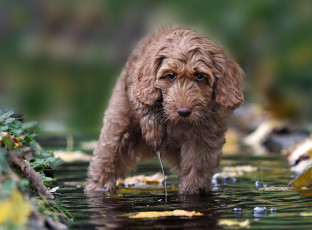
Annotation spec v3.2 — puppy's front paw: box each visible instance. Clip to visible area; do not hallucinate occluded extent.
[179,179,212,195]
[85,181,116,195]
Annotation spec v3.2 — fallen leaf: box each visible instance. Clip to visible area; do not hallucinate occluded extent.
[117,185,178,194]
[218,219,250,228]
[288,166,312,188]
[214,165,257,179]
[300,212,312,217]
[53,150,91,162]
[0,189,31,225]
[117,172,167,187]
[129,210,203,219]
[258,186,290,191]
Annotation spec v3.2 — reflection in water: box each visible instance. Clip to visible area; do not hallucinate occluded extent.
[85,191,222,229]
[56,154,312,229]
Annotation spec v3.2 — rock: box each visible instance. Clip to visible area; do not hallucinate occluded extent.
[264,132,309,153]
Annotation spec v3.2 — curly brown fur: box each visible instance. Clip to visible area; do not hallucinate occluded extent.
[85,28,244,195]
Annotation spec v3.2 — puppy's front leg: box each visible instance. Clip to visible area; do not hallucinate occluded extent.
[179,142,222,195]
[85,130,119,194]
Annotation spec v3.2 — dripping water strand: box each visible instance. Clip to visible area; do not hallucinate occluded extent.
[156,151,167,202]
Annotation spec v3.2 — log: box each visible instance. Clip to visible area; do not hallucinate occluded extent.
[9,150,54,199]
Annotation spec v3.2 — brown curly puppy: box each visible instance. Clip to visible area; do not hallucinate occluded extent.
[85,28,244,195]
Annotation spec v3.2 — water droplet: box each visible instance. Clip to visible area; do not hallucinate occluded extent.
[255,181,262,188]
[233,207,242,213]
[254,206,266,213]
[254,206,267,217]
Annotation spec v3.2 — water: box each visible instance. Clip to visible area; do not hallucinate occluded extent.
[156,151,168,203]
[54,150,312,229]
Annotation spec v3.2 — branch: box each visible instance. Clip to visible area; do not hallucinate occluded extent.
[9,150,54,199]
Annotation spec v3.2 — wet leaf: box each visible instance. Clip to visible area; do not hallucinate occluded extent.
[214,165,257,178]
[218,219,250,228]
[128,210,203,219]
[288,166,312,188]
[259,186,290,191]
[117,172,167,187]
[0,189,31,225]
[117,185,178,194]
[300,212,312,217]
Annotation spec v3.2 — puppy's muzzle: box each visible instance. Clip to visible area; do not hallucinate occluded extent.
[177,105,192,117]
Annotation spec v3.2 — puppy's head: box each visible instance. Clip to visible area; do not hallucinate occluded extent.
[133,29,243,124]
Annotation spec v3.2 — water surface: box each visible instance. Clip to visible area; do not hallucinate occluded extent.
[55,150,312,229]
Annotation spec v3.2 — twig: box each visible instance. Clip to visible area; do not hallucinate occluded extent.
[8,150,54,199]
[258,160,264,187]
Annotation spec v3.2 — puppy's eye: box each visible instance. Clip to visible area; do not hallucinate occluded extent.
[166,73,177,82]
[194,73,206,82]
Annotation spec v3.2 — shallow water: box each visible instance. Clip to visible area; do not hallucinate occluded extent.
[54,149,312,229]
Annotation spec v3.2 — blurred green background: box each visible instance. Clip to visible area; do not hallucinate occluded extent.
[1,0,311,134]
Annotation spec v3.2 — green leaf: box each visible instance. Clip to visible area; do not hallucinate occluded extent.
[18,179,30,192]
[4,118,16,125]
[37,172,56,185]
[2,137,13,149]
[10,120,23,129]
[49,158,64,169]
[21,121,38,131]
[9,127,23,137]
[0,125,9,132]
[0,111,14,121]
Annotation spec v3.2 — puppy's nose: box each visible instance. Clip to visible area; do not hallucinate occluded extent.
[177,106,192,117]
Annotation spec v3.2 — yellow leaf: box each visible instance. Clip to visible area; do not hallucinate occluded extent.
[0,189,31,225]
[172,210,203,217]
[117,172,167,187]
[288,166,312,188]
[300,212,312,217]
[128,210,203,219]
[218,219,250,228]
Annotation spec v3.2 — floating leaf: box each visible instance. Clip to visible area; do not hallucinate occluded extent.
[117,172,167,187]
[259,186,290,191]
[0,189,31,226]
[128,210,203,219]
[300,212,312,217]
[288,166,312,188]
[218,219,250,228]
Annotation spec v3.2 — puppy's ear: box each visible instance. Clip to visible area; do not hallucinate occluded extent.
[213,58,244,110]
[133,55,163,106]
